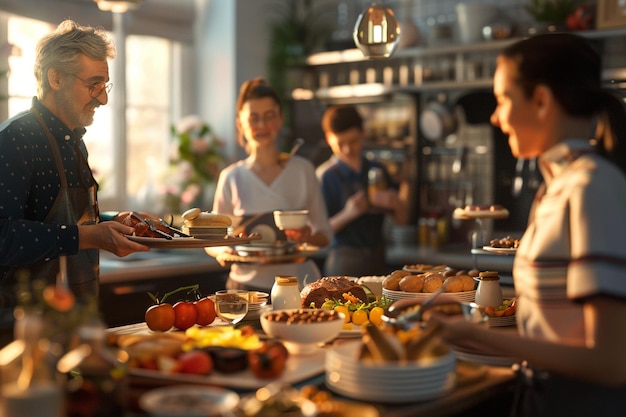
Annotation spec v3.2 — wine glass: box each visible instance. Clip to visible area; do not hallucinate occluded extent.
[214,290,249,325]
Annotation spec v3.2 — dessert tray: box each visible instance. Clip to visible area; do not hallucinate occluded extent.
[453,206,510,220]
[481,246,517,255]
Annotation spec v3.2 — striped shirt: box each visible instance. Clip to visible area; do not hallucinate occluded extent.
[514,139,626,343]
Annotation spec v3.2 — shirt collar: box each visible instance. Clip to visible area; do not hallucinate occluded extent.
[32,97,87,141]
[538,139,595,185]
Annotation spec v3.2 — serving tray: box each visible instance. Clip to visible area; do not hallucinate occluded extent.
[126,233,262,249]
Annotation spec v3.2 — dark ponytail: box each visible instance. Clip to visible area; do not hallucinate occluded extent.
[594,90,626,174]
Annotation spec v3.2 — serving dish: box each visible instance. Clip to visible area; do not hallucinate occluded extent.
[383,288,476,303]
[127,344,326,390]
[233,241,297,257]
[126,233,261,249]
[481,246,517,255]
[453,207,509,220]
[139,385,239,417]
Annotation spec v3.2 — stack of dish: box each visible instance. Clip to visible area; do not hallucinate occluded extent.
[325,342,456,403]
[182,225,231,239]
[383,288,476,303]
[246,291,270,320]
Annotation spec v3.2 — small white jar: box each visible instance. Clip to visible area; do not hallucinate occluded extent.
[271,275,301,310]
[475,271,503,307]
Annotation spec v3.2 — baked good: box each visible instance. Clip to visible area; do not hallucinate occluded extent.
[442,276,463,292]
[183,211,233,227]
[399,275,425,293]
[383,274,403,291]
[458,275,476,291]
[423,273,444,293]
[300,276,368,308]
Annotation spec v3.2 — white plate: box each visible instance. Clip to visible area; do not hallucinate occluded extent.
[453,207,510,220]
[139,385,239,417]
[326,372,455,403]
[401,266,448,274]
[383,288,476,303]
[482,246,517,255]
[249,224,276,243]
[127,234,261,248]
[130,347,326,390]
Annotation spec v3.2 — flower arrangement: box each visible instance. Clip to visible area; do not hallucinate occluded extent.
[165,115,225,213]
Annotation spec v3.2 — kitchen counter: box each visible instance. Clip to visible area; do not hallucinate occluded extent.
[100,243,514,285]
[100,248,226,284]
[112,322,517,417]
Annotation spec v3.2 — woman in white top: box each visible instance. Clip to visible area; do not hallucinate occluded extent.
[431,34,626,416]
[211,78,331,292]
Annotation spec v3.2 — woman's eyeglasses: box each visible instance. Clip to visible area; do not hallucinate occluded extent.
[69,73,113,98]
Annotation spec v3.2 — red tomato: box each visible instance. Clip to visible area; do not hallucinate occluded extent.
[173,301,198,330]
[247,341,289,379]
[145,303,176,332]
[178,350,213,375]
[194,297,216,326]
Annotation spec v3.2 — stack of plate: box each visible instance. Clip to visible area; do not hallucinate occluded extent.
[452,345,519,367]
[383,288,476,303]
[325,342,456,403]
[182,226,231,239]
[246,291,269,320]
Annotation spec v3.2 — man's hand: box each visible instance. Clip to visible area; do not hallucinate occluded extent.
[79,221,149,256]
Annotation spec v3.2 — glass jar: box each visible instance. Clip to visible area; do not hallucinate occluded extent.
[62,318,128,417]
[475,271,503,308]
[367,167,387,205]
[0,310,64,417]
[271,276,301,310]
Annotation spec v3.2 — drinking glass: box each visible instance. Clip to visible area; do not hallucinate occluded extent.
[214,290,249,325]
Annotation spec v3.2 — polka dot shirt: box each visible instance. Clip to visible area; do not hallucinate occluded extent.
[0,98,94,281]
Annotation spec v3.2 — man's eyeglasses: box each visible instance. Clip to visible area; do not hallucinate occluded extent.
[68,73,113,98]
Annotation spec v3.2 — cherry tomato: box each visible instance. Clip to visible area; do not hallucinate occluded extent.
[247,341,289,379]
[333,305,350,323]
[194,297,216,326]
[351,309,369,326]
[145,303,176,332]
[368,306,384,326]
[173,301,198,330]
[178,350,213,375]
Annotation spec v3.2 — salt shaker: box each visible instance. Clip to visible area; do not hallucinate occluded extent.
[271,276,301,310]
[475,271,503,307]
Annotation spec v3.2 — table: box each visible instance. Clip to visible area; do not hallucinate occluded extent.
[109,322,517,416]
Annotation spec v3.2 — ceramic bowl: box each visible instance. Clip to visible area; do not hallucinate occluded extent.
[139,385,239,417]
[260,308,344,354]
[272,210,308,230]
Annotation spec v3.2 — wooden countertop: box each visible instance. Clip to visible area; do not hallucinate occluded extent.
[111,322,517,417]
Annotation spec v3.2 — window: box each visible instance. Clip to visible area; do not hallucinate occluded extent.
[6,15,174,214]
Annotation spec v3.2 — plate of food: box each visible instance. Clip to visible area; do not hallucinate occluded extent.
[481,246,517,255]
[402,264,448,274]
[127,234,262,249]
[453,205,510,220]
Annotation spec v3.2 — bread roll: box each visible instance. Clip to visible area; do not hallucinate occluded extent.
[423,273,444,293]
[185,211,233,227]
[442,276,462,292]
[458,275,476,292]
[399,275,425,293]
[383,274,403,291]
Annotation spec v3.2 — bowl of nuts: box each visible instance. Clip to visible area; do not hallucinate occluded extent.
[260,308,345,355]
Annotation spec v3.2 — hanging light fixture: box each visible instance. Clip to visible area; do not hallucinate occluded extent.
[353,3,401,59]
[94,0,142,13]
